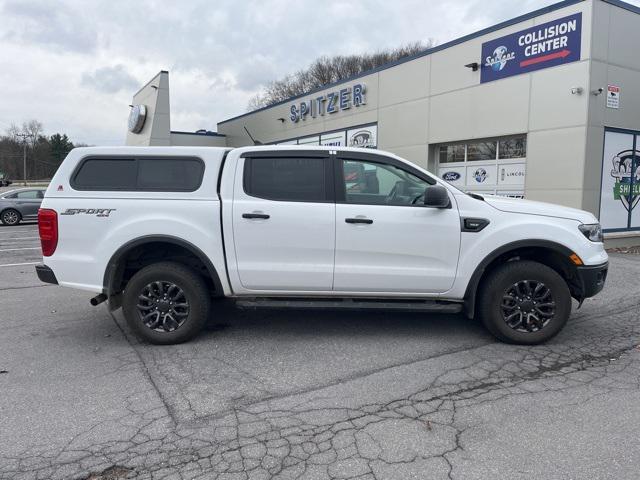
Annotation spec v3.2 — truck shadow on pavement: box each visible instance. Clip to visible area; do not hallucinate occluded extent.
[201,306,488,341]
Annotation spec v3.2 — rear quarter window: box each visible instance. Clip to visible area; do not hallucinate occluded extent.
[71,157,204,191]
[243,157,328,202]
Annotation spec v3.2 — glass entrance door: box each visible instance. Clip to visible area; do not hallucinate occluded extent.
[599,129,640,232]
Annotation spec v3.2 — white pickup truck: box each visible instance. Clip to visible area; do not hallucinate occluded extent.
[36,146,608,345]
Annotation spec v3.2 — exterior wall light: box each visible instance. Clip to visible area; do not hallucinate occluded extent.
[464,62,479,71]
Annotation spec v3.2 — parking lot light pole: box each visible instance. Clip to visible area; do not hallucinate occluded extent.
[16,132,31,186]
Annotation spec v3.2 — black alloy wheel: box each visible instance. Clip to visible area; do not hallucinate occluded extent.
[501,280,556,332]
[122,262,211,344]
[136,281,190,333]
[479,260,571,345]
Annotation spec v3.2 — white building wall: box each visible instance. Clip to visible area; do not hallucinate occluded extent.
[126,71,171,146]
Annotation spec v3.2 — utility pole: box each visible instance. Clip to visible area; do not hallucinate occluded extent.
[15,133,31,186]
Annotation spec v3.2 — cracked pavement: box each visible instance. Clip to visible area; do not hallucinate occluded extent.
[1,222,639,479]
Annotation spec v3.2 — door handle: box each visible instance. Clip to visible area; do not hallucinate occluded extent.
[242,213,270,219]
[345,217,373,224]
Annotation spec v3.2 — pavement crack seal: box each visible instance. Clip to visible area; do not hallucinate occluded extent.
[82,465,132,480]
[0,284,53,292]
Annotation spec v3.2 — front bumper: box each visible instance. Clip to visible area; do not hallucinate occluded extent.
[35,264,58,285]
[575,262,608,299]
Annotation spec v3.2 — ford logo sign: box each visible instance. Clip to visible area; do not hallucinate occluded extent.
[442,171,461,181]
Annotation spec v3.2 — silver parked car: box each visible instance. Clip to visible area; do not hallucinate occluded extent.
[0,188,46,225]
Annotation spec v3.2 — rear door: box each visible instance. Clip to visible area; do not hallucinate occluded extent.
[333,152,461,294]
[231,151,336,291]
[14,189,43,218]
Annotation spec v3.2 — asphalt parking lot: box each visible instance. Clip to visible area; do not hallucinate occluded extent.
[1,218,640,479]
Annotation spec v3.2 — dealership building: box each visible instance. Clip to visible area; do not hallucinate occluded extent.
[126,0,640,243]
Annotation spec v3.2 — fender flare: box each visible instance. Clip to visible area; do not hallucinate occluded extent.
[463,239,576,319]
[103,235,225,299]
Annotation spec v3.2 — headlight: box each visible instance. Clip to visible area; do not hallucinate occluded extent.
[579,223,603,242]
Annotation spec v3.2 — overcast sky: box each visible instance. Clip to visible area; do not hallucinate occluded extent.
[1,0,638,145]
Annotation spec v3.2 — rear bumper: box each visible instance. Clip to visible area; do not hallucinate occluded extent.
[35,264,58,285]
[575,262,608,299]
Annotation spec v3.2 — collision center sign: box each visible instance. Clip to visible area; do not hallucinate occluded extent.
[481,13,582,83]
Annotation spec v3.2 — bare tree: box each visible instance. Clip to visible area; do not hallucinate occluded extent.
[0,119,78,180]
[5,123,21,140]
[247,41,435,109]
[22,120,44,146]
[5,120,44,145]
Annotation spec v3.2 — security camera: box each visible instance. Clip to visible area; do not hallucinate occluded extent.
[570,87,583,95]
[591,87,604,96]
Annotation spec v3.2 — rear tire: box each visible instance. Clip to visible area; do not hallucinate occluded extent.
[122,262,211,345]
[1,209,21,226]
[478,260,571,345]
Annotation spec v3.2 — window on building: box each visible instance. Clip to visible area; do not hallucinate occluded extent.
[244,157,327,202]
[498,135,527,159]
[438,144,465,163]
[436,135,527,163]
[467,141,497,161]
[72,157,204,191]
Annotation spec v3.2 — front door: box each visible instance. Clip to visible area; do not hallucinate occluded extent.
[232,152,335,291]
[334,153,461,294]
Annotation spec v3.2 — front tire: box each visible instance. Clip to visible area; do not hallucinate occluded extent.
[1,209,21,226]
[122,262,211,344]
[478,260,571,345]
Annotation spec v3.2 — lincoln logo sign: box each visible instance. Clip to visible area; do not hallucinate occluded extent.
[290,84,366,123]
[481,13,581,83]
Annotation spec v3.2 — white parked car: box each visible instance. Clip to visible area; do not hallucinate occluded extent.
[36,146,608,345]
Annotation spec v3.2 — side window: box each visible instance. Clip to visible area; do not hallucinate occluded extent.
[73,159,137,190]
[72,157,204,191]
[137,158,204,191]
[244,157,327,202]
[342,159,430,206]
[15,190,41,199]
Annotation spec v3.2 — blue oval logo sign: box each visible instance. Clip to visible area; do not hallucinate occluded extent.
[442,171,461,181]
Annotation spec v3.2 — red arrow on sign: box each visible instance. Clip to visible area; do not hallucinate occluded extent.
[520,49,571,67]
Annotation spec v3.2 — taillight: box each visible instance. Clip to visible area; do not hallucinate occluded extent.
[38,209,58,257]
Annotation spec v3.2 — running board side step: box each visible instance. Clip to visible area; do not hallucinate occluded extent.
[235,298,463,313]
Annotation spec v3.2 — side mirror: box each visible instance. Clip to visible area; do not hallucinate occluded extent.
[424,185,450,208]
